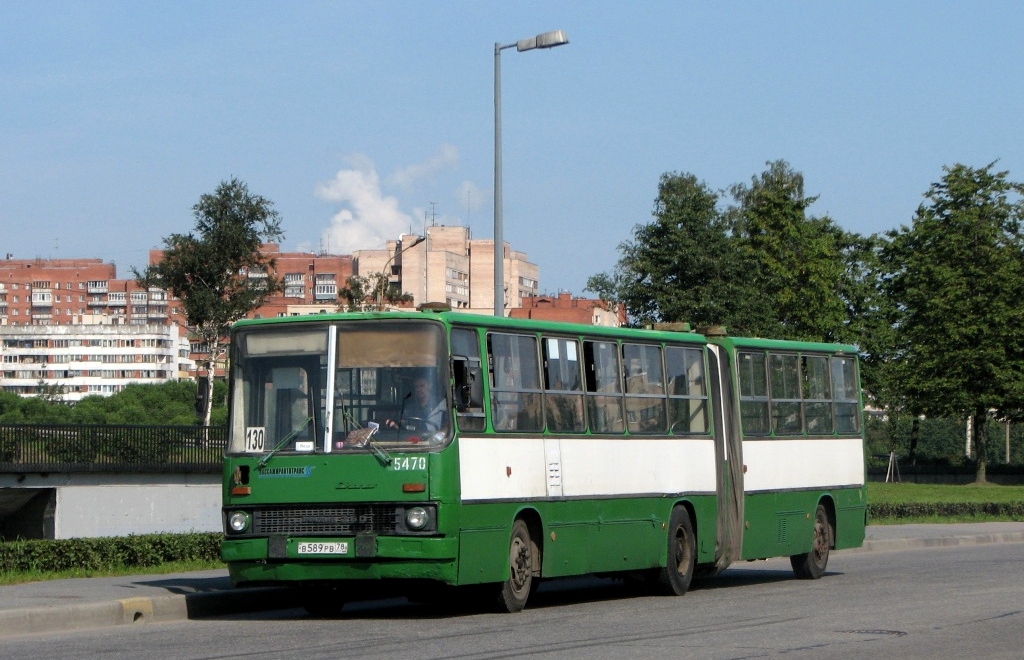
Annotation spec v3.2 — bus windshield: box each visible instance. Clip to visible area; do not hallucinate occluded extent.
[228,320,451,455]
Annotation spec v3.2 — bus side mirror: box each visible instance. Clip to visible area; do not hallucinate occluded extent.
[452,356,484,411]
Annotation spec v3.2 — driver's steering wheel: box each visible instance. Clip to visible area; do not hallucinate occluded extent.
[400,416,428,431]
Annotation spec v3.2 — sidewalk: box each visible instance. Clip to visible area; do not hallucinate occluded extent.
[1,522,1022,638]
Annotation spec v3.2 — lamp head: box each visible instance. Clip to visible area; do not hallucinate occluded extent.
[517,30,569,52]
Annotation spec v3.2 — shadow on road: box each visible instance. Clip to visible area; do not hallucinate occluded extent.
[204,564,835,622]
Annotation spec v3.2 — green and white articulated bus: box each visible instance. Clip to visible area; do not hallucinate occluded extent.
[221,309,866,613]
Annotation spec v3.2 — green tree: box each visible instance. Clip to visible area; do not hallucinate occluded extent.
[337,273,413,312]
[837,235,899,395]
[135,178,283,425]
[587,172,769,329]
[729,160,849,341]
[35,381,68,404]
[588,162,856,343]
[880,162,1024,482]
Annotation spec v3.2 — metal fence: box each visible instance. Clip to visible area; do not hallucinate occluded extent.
[0,424,226,474]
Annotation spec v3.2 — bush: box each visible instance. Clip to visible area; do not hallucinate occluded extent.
[869,501,1024,520]
[5,381,228,427]
[0,533,222,573]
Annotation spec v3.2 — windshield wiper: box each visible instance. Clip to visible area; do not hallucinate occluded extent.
[257,416,313,469]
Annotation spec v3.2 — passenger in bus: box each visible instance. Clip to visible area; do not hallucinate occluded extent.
[386,373,447,432]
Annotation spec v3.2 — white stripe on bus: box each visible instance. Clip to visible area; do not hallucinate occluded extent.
[459,435,864,502]
[459,436,717,501]
[741,437,865,492]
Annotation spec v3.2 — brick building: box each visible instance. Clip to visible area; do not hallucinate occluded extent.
[509,292,626,327]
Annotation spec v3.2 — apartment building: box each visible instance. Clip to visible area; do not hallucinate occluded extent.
[0,322,191,402]
[352,225,539,314]
[0,231,541,398]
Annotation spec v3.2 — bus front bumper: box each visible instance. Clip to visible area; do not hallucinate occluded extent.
[222,535,459,585]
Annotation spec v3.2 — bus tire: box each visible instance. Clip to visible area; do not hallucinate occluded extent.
[790,503,832,579]
[498,519,535,612]
[653,506,696,596]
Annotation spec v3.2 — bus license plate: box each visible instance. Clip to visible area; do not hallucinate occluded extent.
[297,542,349,555]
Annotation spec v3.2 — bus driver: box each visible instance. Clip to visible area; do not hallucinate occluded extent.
[386,373,446,432]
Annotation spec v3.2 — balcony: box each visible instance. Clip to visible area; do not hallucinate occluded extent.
[314,284,337,300]
[31,291,53,307]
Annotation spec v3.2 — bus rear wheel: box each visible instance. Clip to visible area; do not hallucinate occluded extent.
[652,506,696,596]
[498,519,535,612]
[790,503,832,579]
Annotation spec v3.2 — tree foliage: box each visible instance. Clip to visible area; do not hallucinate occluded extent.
[0,381,227,426]
[729,161,850,341]
[879,162,1024,482]
[587,161,856,342]
[588,172,768,329]
[337,273,413,312]
[135,178,283,424]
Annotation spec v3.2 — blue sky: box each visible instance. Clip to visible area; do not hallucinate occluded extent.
[2,2,1022,296]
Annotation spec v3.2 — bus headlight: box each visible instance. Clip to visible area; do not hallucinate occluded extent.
[228,511,251,533]
[405,506,430,530]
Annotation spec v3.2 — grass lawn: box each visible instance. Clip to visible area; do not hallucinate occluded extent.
[868,481,1024,524]
[0,559,225,586]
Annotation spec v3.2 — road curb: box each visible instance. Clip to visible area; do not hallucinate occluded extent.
[846,531,1024,554]
[0,586,299,638]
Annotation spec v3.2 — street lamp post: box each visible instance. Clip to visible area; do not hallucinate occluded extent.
[377,235,425,310]
[494,29,569,317]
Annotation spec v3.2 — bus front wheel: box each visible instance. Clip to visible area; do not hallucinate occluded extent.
[652,506,696,596]
[790,503,832,579]
[498,519,535,613]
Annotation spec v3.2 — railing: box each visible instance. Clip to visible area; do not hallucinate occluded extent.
[0,424,226,474]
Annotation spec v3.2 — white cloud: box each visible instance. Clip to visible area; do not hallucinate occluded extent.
[313,147,484,254]
[386,144,459,191]
[315,154,412,254]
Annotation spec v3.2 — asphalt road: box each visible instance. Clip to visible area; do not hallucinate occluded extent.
[2,526,1022,659]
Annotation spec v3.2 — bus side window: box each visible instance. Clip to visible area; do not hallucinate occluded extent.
[738,352,769,435]
[769,353,802,435]
[831,356,861,433]
[622,343,666,434]
[584,340,624,433]
[666,345,709,435]
[802,355,833,434]
[488,332,543,433]
[543,336,585,433]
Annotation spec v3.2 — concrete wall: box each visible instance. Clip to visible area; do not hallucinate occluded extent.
[0,472,221,540]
